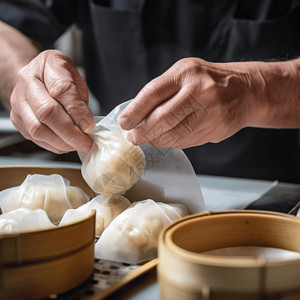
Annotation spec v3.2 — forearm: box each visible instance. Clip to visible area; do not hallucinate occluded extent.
[0,21,39,110]
[242,58,300,128]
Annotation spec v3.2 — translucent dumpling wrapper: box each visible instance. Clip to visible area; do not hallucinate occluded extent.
[0,208,55,234]
[59,194,131,237]
[0,174,89,224]
[81,119,145,195]
[80,101,205,215]
[95,199,189,264]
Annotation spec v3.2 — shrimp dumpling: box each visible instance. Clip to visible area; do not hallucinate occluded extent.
[59,194,131,237]
[0,174,89,224]
[95,199,189,264]
[81,129,145,195]
[0,208,55,234]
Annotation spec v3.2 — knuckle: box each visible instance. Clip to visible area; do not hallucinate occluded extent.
[9,93,17,107]
[175,57,198,71]
[156,106,168,120]
[28,119,45,140]
[65,101,87,116]
[176,57,192,68]
[17,67,31,84]
[140,79,163,101]
[35,101,61,124]
[44,49,68,61]
[53,55,70,69]
[47,79,75,100]
[174,57,208,82]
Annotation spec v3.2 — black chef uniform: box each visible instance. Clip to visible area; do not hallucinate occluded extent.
[1,0,300,183]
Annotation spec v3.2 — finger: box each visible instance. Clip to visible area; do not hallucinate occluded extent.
[10,99,76,154]
[29,137,72,154]
[66,60,89,104]
[25,79,93,154]
[137,112,199,148]
[43,56,94,133]
[119,69,181,130]
[126,103,206,146]
[174,128,217,149]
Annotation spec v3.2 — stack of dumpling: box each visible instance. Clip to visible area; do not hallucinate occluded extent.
[76,119,189,264]
[0,109,190,265]
[95,199,189,264]
[59,120,147,237]
[0,174,89,233]
[59,194,131,237]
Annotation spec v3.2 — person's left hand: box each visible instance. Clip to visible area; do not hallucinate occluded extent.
[119,57,260,148]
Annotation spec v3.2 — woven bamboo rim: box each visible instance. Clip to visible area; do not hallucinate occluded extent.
[0,212,95,264]
[158,210,300,299]
[0,212,95,299]
[1,240,94,299]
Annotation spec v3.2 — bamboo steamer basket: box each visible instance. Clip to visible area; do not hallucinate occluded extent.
[0,166,96,300]
[158,210,300,300]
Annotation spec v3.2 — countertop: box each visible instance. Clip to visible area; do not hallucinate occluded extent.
[1,157,300,300]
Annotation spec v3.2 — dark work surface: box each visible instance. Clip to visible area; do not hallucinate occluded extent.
[245,182,300,216]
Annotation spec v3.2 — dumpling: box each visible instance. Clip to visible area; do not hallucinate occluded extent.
[81,127,145,195]
[59,194,131,237]
[0,208,55,234]
[0,174,89,224]
[94,199,189,264]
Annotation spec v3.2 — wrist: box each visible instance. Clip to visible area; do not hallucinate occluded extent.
[244,59,300,128]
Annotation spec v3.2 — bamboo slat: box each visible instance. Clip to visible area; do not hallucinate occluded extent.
[158,210,300,299]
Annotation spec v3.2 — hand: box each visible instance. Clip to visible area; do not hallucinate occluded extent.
[119,57,256,148]
[10,49,94,154]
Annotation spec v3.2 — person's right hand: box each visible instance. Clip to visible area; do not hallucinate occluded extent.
[10,49,94,154]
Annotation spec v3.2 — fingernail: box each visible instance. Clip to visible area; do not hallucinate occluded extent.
[79,119,94,134]
[119,115,134,130]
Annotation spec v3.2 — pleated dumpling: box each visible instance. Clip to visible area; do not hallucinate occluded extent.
[81,127,145,195]
[59,194,131,237]
[0,174,89,224]
[0,208,55,234]
[95,199,189,264]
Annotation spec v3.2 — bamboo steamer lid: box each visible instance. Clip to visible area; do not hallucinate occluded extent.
[158,210,300,300]
[0,166,96,299]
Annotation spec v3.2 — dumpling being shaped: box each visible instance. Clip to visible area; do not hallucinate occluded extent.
[94,199,189,264]
[59,194,131,237]
[0,174,89,224]
[0,208,55,234]
[81,127,145,195]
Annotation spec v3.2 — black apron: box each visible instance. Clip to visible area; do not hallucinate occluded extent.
[80,0,300,182]
[2,0,300,182]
